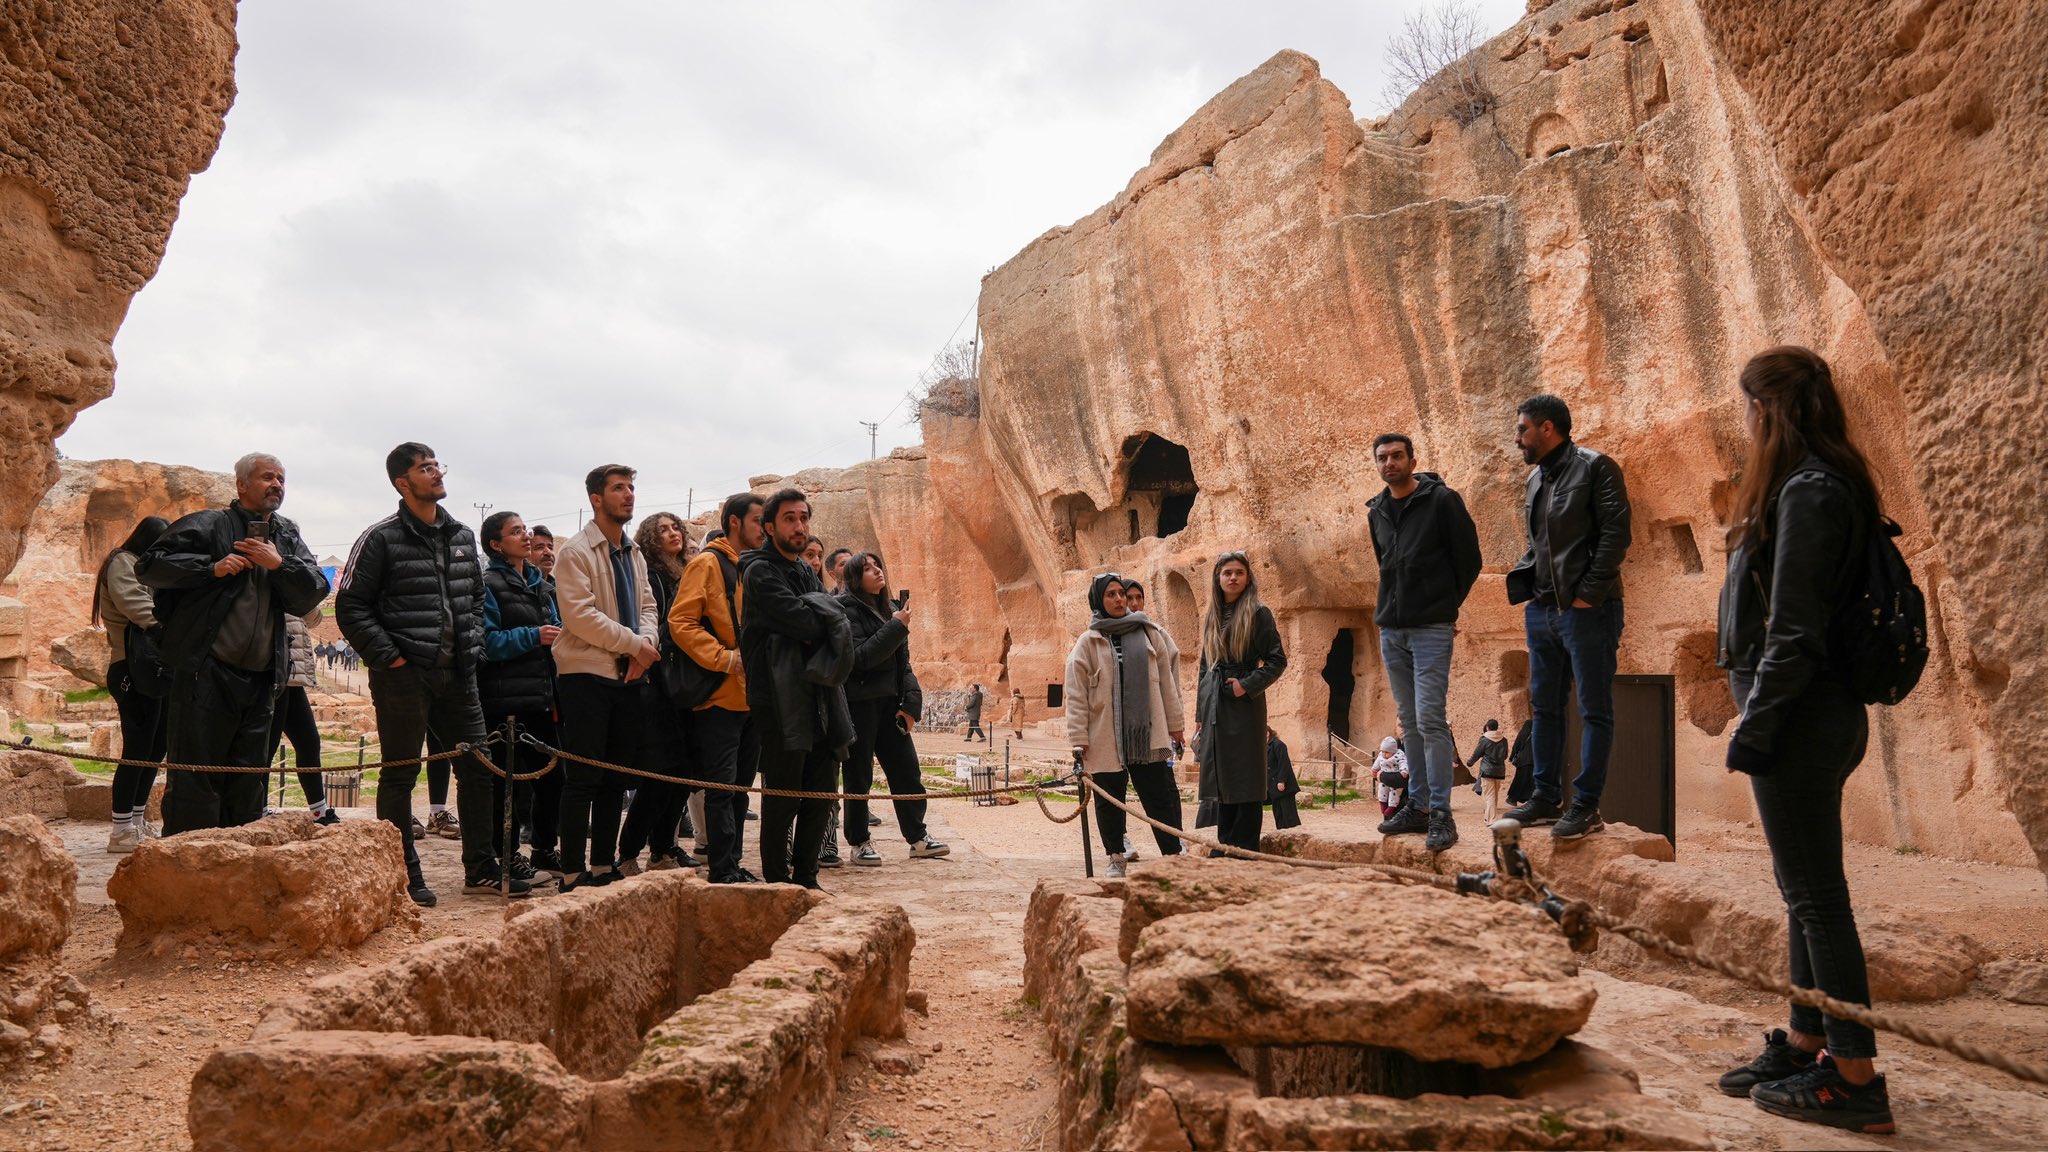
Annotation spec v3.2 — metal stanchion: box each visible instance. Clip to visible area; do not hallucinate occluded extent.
[1074,756,1095,878]
[500,715,518,903]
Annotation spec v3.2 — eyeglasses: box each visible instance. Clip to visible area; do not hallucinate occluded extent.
[412,461,446,477]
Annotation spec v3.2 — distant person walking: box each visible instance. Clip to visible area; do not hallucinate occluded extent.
[477,511,562,885]
[1194,552,1286,854]
[1266,728,1301,830]
[1507,716,1534,805]
[137,454,328,834]
[963,683,985,742]
[1003,689,1026,739]
[265,610,336,824]
[339,443,522,905]
[96,515,170,853]
[1504,394,1633,841]
[1468,720,1509,823]
[837,552,947,866]
[1365,432,1482,853]
[670,494,764,885]
[1711,347,1894,1133]
[1065,573,1185,877]
[551,465,661,890]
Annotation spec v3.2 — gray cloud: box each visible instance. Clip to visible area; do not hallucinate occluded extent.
[65,0,1523,555]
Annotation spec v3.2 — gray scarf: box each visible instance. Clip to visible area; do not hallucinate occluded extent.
[1092,611,1158,766]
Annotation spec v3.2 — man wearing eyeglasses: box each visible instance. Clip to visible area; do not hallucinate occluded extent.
[339,442,530,906]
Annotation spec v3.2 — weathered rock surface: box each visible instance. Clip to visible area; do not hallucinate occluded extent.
[0,5,238,584]
[1118,852,1388,963]
[46,627,109,687]
[1222,1093,1710,1151]
[0,815,74,963]
[1126,881,1596,1067]
[107,813,415,958]
[1977,960,2048,1007]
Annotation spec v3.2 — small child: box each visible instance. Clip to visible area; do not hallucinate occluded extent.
[1372,735,1409,817]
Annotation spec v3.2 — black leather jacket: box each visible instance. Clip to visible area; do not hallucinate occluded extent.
[136,503,329,679]
[336,504,485,671]
[1716,461,1864,754]
[1507,442,1633,609]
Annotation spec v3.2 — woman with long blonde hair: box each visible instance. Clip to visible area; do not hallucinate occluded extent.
[618,511,697,872]
[1195,551,1286,853]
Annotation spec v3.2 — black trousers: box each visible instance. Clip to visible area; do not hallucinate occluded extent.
[368,664,493,882]
[108,659,166,817]
[555,673,641,875]
[619,687,694,862]
[1215,799,1264,854]
[1742,676,1878,1059]
[486,708,557,860]
[1092,762,1184,858]
[266,685,325,805]
[844,697,927,845]
[162,659,275,834]
[758,738,835,885]
[690,707,756,880]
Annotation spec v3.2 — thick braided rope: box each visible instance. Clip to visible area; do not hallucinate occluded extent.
[1031,778,1086,824]
[521,735,1064,802]
[1,733,491,775]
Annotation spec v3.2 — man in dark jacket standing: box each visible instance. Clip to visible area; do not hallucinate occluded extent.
[1504,395,1633,841]
[339,443,524,905]
[740,488,840,890]
[1365,433,1483,853]
[138,453,329,833]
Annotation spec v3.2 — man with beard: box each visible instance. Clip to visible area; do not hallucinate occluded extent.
[740,488,845,889]
[339,443,525,905]
[549,464,660,889]
[1504,395,1633,841]
[138,453,329,833]
[1365,432,1482,853]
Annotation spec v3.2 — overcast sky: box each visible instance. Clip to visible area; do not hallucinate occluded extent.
[59,0,1523,558]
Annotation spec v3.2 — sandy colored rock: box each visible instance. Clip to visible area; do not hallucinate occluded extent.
[0,5,238,584]
[1021,876,1123,1006]
[45,627,109,687]
[191,1032,591,1152]
[1222,1092,1711,1151]
[1126,881,1595,1067]
[1977,959,2048,1007]
[0,748,75,821]
[0,815,75,962]
[1118,852,1388,963]
[107,813,414,958]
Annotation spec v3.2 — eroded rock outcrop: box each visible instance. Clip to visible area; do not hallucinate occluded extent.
[0,3,238,585]
[0,814,88,1069]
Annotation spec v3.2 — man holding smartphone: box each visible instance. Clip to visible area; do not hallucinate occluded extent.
[137,453,329,833]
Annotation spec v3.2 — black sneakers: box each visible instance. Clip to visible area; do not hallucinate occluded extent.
[463,866,533,898]
[408,882,438,908]
[529,848,564,880]
[1502,796,1563,826]
[1425,810,1458,853]
[1377,803,1430,836]
[1551,801,1605,841]
[1749,1055,1894,1134]
[1718,1029,1817,1097]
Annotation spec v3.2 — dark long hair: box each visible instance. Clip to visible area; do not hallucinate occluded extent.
[1201,551,1263,664]
[92,516,170,626]
[634,512,688,582]
[1727,346,1880,550]
[839,552,893,614]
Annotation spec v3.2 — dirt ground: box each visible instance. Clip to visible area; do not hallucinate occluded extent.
[4,731,2046,1150]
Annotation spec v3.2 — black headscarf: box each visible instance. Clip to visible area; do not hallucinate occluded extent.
[1087,573,1158,766]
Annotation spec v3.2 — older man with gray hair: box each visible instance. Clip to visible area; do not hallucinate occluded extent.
[137,453,329,833]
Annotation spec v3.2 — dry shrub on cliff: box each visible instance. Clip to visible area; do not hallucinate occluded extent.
[1382,0,1498,132]
[911,338,980,422]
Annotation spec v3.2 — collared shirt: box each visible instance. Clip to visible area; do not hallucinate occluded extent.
[607,537,639,634]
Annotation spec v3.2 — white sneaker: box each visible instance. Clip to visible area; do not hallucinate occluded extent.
[106,825,140,855]
[137,819,162,840]
[1106,853,1127,878]
[907,838,951,859]
[1123,835,1139,862]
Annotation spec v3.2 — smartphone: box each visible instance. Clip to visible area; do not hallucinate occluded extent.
[245,520,272,543]
[896,589,911,609]
[894,714,911,735]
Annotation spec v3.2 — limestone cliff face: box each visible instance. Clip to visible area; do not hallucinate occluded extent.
[0,0,239,581]
[2,458,233,685]
[808,0,2041,869]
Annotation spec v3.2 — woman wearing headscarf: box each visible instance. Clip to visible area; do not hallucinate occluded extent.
[1195,551,1287,854]
[1065,572,1185,877]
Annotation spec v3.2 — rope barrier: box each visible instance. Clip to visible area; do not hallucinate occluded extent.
[1,733,496,775]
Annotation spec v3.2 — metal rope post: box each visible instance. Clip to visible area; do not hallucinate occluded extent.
[1073,756,1094,878]
[499,715,516,903]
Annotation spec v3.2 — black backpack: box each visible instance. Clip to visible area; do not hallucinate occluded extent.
[1831,512,1928,706]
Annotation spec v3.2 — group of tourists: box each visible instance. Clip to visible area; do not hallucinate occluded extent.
[85,345,1895,1132]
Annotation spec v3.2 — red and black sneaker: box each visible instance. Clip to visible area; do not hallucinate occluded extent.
[1749,1054,1894,1134]
[1717,1029,1817,1097]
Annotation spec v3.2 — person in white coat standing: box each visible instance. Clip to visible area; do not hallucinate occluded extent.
[1065,573,1185,877]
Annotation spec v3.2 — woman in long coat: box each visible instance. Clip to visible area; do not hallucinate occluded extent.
[1195,551,1287,853]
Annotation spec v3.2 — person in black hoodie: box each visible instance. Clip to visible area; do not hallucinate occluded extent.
[338,443,523,906]
[1711,346,1892,1134]
[739,488,844,889]
[837,552,949,866]
[1365,433,1482,853]
[137,453,329,833]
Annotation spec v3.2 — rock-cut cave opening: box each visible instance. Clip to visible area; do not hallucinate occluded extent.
[1121,432,1199,538]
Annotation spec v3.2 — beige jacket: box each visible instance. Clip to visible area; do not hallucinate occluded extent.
[99,550,158,664]
[552,520,658,680]
[1063,621,1185,775]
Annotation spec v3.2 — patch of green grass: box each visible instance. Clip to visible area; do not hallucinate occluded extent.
[863,1126,898,1140]
[1538,1112,1570,1138]
[1293,786,1365,811]
[1894,844,1922,856]
[63,686,112,704]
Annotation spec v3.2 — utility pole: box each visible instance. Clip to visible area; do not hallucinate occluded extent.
[472,502,493,524]
[686,488,694,519]
[860,420,879,460]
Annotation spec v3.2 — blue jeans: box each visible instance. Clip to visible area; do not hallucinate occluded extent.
[1379,623,1456,815]
[1524,599,1623,806]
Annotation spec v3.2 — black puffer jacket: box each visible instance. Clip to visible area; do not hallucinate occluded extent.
[837,591,924,718]
[741,547,832,751]
[1366,473,1483,628]
[1716,459,1865,756]
[136,503,329,679]
[1506,441,1633,609]
[479,561,557,715]
[337,504,485,670]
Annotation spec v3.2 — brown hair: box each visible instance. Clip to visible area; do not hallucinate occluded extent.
[634,511,688,581]
[1727,346,1880,549]
[1200,551,1264,665]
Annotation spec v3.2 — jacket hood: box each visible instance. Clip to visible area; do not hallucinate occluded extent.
[1368,472,1446,511]
[707,535,742,564]
[739,546,799,572]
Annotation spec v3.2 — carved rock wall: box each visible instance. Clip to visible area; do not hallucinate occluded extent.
[807,0,2044,870]
[0,0,238,583]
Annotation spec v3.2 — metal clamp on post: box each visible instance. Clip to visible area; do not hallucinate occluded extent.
[1474,818,1600,953]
